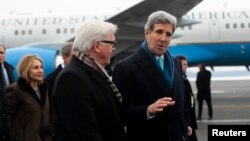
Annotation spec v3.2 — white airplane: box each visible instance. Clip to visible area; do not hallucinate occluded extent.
[169,0,250,70]
[2,0,250,77]
[1,0,202,78]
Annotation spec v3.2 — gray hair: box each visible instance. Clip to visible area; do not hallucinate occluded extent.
[61,42,73,56]
[73,20,118,52]
[144,11,177,33]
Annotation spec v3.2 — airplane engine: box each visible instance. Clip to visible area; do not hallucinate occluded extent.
[6,43,63,79]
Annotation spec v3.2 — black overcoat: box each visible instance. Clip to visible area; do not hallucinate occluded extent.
[113,48,187,141]
[52,56,127,141]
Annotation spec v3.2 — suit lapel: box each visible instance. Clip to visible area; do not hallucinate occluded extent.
[135,48,170,96]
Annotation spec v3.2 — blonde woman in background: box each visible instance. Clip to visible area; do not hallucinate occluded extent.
[6,55,52,141]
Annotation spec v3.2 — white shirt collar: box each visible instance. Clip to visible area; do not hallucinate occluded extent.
[155,55,164,60]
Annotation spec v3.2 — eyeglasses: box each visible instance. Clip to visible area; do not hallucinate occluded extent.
[100,40,117,48]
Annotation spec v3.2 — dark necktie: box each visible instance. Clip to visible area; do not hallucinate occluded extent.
[157,57,164,71]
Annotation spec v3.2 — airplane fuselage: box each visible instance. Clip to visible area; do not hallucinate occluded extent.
[170,9,250,68]
[1,0,250,72]
[0,14,110,47]
[173,10,250,44]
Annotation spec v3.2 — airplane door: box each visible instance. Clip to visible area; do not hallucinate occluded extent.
[209,20,220,41]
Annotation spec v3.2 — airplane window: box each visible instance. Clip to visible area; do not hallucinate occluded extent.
[225,23,230,29]
[14,30,19,35]
[42,29,46,34]
[22,30,25,35]
[28,30,32,35]
[241,23,245,28]
[248,23,250,28]
[56,29,61,34]
[233,23,237,29]
[188,25,192,30]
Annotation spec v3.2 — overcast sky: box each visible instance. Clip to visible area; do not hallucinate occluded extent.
[1,0,250,15]
[1,0,142,15]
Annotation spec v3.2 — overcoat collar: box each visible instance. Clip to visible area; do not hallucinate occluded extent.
[134,48,173,96]
[72,56,121,104]
[17,77,48,105]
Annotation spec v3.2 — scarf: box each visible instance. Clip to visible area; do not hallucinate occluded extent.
[74,50,122,103]
[141,40,174,89]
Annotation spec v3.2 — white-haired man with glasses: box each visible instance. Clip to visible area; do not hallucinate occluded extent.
[52,20,127,141]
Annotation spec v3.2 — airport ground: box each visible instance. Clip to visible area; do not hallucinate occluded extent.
[189,79,250,141]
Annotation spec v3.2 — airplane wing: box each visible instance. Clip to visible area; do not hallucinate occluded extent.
[107,0,203,69]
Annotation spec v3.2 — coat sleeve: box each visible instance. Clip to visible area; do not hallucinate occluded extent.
[113,62,148,122]
[5,86,18,121]
[1,89,17,141]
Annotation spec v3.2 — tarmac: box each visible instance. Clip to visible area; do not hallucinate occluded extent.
[189,79,250,141]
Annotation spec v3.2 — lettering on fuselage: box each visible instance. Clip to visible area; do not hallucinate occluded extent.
[0,15,108,27]
[183,10,250,20]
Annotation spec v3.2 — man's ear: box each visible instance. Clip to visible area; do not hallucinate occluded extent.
[93,41,101,53]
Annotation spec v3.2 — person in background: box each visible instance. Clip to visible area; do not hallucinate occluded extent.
[52,20,127,141]
[112,11,188,141]
[6,55,52,141]
[0,44,17,141]
[45,42,73,106]
[196,63,213,120]
[0,44,15,94]
[176,55,198,141]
